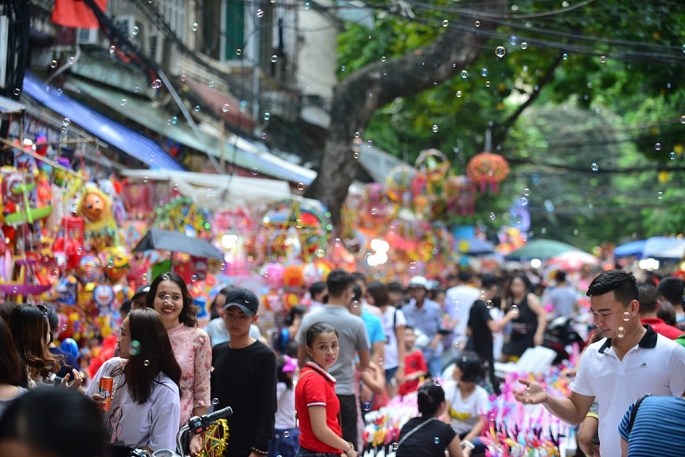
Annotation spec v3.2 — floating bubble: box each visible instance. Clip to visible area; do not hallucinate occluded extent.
[520,197,528,206]
[682,44,685,53]
[143,360,150,366]
[152,79,162,89]
[222,104,229,112]
[341,65,346,72]
[591,163,599,172]
[658,191,664,199]
[194,105,200,112]
[63,118,71,126]
[297,182,305,191]
[50,60,58,68]
[485,81,491,88]
[381,56,387,62]
[523,188,530,196]
[264,112,271,121]
[442,20,448,27]
[481,68,488,77]
[486,300,493,309]
[562,53,568,60]
[283,431,290,438]
[573,229,579,235]
[13,88,20,96]
[354,131,361,139]
[130,340,141,356]
[434,437,440,444]
[489,212,496,220]
[495,46,506,58]
[191,275,198,283]
[68,56,75,65]
[409,261,417,270]
[600,55,606,64]
[475,20,480,27]
[236,48,242,56]
[212,398,219,405]
[172,116,178,125]
[511,304,519,313]
[670,152,676,160]
[617,326,625,338]
[432,124,439,133]
[304,2,310,9]
[392,443,398,451]
[209,81,215,88]
[121,98,127,106]
[456,90,463,98]
[622,311,630,322]
[510,36,517,46]
[261,132,267,140]
[109,45,116,54]
[367,140,373,147]
[256,8,264,17]
[460,70,468,79]
[363,402,371,411]
[271,55,278,63]
[655,142,662,151]
[521,42,528,49]
[192,22,199,32]
[163,294,171,302]
[681,115,685,124]
[133,26,139,35]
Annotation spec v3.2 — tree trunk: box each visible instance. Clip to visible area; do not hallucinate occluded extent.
[306,1,507,227]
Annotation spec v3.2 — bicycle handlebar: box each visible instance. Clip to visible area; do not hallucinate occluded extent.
[203,406,233,424]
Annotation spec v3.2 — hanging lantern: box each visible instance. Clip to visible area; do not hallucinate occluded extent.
[443,175,476,216]
[466,152,510,193]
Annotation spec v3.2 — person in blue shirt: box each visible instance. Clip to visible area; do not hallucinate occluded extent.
[351,284,385,365]
[402,276,444,379]
[619,395,685,457]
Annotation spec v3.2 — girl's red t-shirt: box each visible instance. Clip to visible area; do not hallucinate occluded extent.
[295,362,343,454]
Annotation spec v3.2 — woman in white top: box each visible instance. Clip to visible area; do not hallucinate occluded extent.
[367,281,407,397]
[87,308,182,457]
[442,352,489,454]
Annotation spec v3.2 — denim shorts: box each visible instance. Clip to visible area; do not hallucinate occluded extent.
[296,446,342,457]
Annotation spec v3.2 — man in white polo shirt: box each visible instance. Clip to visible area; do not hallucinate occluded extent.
[513,269,685,457]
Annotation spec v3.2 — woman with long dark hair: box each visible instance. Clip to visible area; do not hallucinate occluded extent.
[8,304,60,388]
[500,274,547,361]
[86,308,181,457]
[146,272,211,455]
[0,317,26,418]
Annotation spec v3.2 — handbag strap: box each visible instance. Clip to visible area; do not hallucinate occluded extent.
[627,394,651,433]
[397,417,437,448]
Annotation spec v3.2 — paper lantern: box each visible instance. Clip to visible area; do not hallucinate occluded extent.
[466,152,510,193]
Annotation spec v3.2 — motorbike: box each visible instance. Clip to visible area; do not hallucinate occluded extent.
[542,316,586,365]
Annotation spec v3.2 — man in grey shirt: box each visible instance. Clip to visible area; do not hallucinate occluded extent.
[549,271,578,319]
[296,269,370,451]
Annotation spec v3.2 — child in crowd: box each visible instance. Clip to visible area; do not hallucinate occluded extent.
[442,352,489,454]
[269,355,299,457]
[295,322,357,457]
[273,305,308,355]
[398,326,428,397]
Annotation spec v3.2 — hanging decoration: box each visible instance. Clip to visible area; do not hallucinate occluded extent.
[466,151,510,193]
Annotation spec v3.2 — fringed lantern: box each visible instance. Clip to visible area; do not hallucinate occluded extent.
[443,175,476,216]
[466,152,510,193]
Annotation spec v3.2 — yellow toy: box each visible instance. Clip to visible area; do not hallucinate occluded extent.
[75,185,119,252]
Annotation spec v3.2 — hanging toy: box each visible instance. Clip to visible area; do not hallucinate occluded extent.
[75,184,118,252]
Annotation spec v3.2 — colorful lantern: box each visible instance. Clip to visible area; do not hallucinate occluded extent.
[466,151,510,193]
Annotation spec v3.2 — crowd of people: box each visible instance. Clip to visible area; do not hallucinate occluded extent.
[2,266,685,457]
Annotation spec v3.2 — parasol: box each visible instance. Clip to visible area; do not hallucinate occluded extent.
[613,240,646,258]
[133,228,223,260]
[504,239,582,261]
[547,250,599,271]
[643,237,685,260]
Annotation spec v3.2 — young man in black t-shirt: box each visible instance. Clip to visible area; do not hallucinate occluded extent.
[211,288,276,457]
[467,275,518,394]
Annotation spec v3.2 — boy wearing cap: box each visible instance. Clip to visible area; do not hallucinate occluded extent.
[211,288,277,457]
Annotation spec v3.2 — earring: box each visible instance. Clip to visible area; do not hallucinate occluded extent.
[622,311,630,322]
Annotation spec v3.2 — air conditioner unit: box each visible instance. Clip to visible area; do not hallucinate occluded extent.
[76,28,100,46]
[113,15,136,38]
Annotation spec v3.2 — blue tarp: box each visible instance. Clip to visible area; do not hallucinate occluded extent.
[22,73,183,171]
[613,240,646,258]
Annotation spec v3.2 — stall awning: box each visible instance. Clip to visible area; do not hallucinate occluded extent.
[22,73,183,171]
[0,96,25,114]
[121,169,292,210]
[68,77,316,184]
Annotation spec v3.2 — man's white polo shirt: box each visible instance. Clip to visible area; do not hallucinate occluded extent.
[572,325,685,457]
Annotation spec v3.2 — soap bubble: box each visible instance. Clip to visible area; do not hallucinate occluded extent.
[456,91,462,97]
[222,104,229,112]
[481,68,488,77]
[151,79,162,89]
[121,98,127,106]
[460,70,468,79]
[143,360,150,366]
[264,112,271,121]
[475,20,480,27]
[109,45,115,54]
[133,26,139,35]
[524,188,530,196]
[442,20,448,27]
[495,46,506,58]
[617,327,625,338]
[489,212,496,220]
[510,36,517,46]
[297,183,305,191]
[50,60,58,68]
[432,124,439,133]
[521,42,528,49]
[367,140,373,147]
[130,340,141,356]
[655,142,662,151]
[271,55,278,63]
[256,8,264,17]
[670,152,676,160]
[486,300,493,309]
[658,191,664,200]
[192,22,199,32]
[212,398,219,405]
[600,55,606,64]
[591,163,599,172]
[563,53,568,60]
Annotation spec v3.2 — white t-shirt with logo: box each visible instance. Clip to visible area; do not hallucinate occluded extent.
[380,306,407,370]
[442,380,489,435]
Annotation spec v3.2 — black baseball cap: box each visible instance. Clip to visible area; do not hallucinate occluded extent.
[223,288,259,316]
[132,285,150,301]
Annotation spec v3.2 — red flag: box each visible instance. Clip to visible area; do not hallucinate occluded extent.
[51,0,108,30]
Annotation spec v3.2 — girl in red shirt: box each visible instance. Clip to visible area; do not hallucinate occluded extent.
[295,322,357,457]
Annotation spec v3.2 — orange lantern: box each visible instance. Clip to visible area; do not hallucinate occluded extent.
[466,152,510,193]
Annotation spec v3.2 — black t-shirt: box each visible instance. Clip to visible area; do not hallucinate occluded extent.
[211,340,277,456]
[396,417,457,457]
[467,299,494,362]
